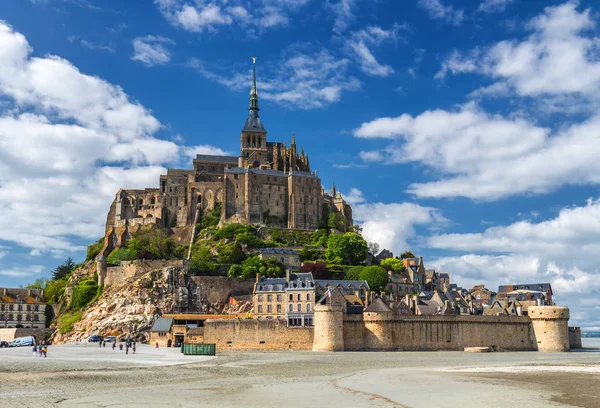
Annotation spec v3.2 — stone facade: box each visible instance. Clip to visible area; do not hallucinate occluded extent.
[528,306,570,352]
[0,288,47,329]
[100,60,353,257]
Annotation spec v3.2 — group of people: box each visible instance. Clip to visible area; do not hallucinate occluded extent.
[108,338,136,354]
[32,343,48,358]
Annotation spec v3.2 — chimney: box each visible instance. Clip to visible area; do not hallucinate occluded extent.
[2,288,6,296]
[418,256,423,266]
[286,269,291,282]
[28,289,31,297]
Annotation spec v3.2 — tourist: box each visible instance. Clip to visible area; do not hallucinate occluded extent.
[112,342,116,351]
[132,342,136,354]
[125,344,129,355]
[119,343,123,351]
[102,341,106,348]
[37,345,43,357]
[42,345,47,358]
[155,341,159,348]
[32,345,37,357]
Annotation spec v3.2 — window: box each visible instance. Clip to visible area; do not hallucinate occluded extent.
[267,305,272,313]
[277,294,282,302]
[289,294,293,301]
[33,315,39,321]
[297,293,302,301]
[234,174,238,179]
[305,316,313,326]
[306,304,311,312]
[307,293,311,301]
[297,304,302,312]
[277,305,281,313]
[267,295,272,302]
[236,193,239,199]
[258,305,263,313]
[258,295,263,302]
[289,304,293,312]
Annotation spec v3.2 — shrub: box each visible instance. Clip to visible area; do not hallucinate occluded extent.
[311,229,329,246]
[189,246,217,275]
[201,203,222,229]
[345,266,364,280]
[128,228,175,260]
[328,212,345,231]
[213,224,255,241]
[227,264,244,278]
[106,247,137,265]
[57,311,83,334]
[259,258,285,278]
[173,244,188,259]
[85,238,104,262]
[44,279,67,304]
[217,242,246,264]
[236,232,267,248]
[380,258,406,273]
[71,280,99,310]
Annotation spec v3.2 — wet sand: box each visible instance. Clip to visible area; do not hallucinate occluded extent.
[1,343,599,407]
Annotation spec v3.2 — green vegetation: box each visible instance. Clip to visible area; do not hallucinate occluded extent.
[400,251,415,259]
[380,258,406,273]
[325,232,368,265]
[216,242,246,264]
[57,311,83,334]
[200,203,222,229]
[106,247,137,265]
[345,265,364,280]
[71,279,99,310]
[189,246,218,275]
[52,257,76,280]
[85,238,104,262]
[44,279,67,305]
[128,228,175,260]
[358,265,389,293]
[227,255,285,279]
[328,212,345,231]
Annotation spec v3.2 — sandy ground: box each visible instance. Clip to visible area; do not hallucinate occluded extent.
[1,341,599,408]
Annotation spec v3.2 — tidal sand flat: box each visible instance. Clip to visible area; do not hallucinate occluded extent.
[1,343,599,408]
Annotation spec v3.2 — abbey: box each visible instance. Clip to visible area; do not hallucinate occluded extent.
[101,60,352,253]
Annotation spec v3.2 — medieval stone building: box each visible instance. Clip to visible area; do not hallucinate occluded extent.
[101,60,353,255]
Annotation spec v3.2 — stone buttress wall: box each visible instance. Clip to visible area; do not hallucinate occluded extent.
[203,318,313,350]
[343,314,536,351]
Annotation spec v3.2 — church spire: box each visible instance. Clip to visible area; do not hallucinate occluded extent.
[249,57,259,111]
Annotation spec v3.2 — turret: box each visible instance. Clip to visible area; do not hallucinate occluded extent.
[97,253,107,286]
[313,288,345,351]
[529,306,570,352]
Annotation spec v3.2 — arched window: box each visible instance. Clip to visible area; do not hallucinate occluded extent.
[297,304,302,312]
[306,304,311,312]
[288,304,293,312]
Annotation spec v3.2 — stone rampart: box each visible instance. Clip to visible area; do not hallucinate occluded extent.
[203,318,313,350]
[569,327,582,349]
[104,259,187,287]
[0,328,54,342]
[191,276,255,304]
[342,314,535,351]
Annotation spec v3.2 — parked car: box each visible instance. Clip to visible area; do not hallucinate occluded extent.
[0,341,9,348]
[88,335,103,343]
[104,336,117,343]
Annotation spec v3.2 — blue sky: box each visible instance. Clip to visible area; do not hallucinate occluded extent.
[1,0,600,328]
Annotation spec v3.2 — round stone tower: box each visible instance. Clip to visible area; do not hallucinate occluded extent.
[363,297,394,350]
[313,290,345,351]
[529,306,570,352]
[96,253,107,287]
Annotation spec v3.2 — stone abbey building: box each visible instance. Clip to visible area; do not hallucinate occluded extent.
[101,60,352,254]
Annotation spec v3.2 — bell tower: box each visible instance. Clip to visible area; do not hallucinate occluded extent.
[241,57,268,168]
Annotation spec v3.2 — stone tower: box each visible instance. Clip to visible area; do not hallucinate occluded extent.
[240,57,268,168]
[529,306,570,352]
[96,253,107,286]
[313,288,345,351]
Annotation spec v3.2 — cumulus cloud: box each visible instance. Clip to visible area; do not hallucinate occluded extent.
[189,47,360,109]
[346,24,407,77]
[0,21,219,255]
[131,35,175,67]
[181,145,230,160]
[427,199,600,329]
[353,102,600,200]
[437,2,600,112]
[418,0,464,26]
[0,265,45,277]
[347,189,448,255]
[154,0,310,33]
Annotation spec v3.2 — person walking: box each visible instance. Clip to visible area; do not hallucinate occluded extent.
[42,345,47,358]
[102,341,106,348]
[37,345,43,357]
[119,343,123,351]
[132,342,136,354]
[125,343,129,355]
[112,342,116,351]
[32,345,37,357]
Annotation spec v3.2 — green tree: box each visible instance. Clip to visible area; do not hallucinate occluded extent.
[85,238,105,262]
[325,232,368,265]
[227,264,244,278]
[71,279,98,310]
[128,228,175,260]
[106,247,137,265]
[259,258,285,278]
[44,279,67,304]
[217,242,247,264]
[311,229,329,246]
[189,247,217,275]
[240,255,262,278]
[26,278,49,290]
[328,212,345,231]
[380,258,406,273]
[345,265,364,280]
[359,266,389,293]
[319,203,331,229]
[52,257,76,280]
[400,251,415,259]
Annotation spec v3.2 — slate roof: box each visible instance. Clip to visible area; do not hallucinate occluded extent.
[243,110,266,133]
[194,154,239,163]
[439,273,450,279]
[315,280,370,291]
[364,297,392,313]
[259,248,299,255]
[151,317,173,333]
[416,300,441,315]
[498,283,552,294]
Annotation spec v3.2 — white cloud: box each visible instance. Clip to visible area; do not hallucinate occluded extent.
[346,24,406,77]
[418,0,464,26]
[348,189,448,255]
[353,102,600,200]
[479,0,513,14]
[0,265,45,277]
[327,0,358,34]
[437,2,600,112]
[189,47,360,109]
[0,21,220,255]
[427,199,600,329]
[131,35,175,67]
[154,0,310,33]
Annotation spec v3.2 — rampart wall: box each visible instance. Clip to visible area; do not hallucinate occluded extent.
[105,259,187,287]
[0,328,54,342]
[191,276,255,304]
[204,318,313,350]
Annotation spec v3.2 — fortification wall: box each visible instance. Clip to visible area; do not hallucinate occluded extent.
[529,306,570,352]
[191,276,255,304]
[204,318,313,350]
[105,259,187,287]
[342,314,536,351]
[569,327,582,349]
[0,328,54,342]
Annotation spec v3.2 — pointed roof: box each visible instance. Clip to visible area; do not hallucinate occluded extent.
[364,297,392,313]
[243,57,266,133]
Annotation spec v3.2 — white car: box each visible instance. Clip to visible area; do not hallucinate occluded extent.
[104,336,117,343]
